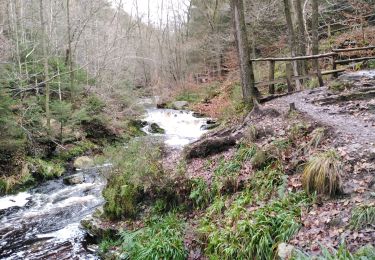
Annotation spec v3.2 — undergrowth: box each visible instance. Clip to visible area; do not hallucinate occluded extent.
[199,191,312,260]
[350,204,375,230]
[120,213,187,260]
[292,243,375,260]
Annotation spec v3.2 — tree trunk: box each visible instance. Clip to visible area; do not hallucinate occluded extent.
[294,0,307,76]
[283,0,302,90]
[66,0,75,101]
[230,0,259,104]
[311,0,324,87]
[39,0,50,134]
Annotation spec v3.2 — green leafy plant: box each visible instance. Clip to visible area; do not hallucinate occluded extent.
[120,213,187,260]
[189,177,211,208]
[350,204,375,230]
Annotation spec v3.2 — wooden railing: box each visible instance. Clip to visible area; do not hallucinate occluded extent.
[252,46,375,95]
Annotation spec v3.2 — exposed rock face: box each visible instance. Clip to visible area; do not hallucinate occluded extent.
[172,101,189,110]
[73,156,94,170]
[63,173,84,185]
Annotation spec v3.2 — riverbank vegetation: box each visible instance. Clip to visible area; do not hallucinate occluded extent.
[1,0,375,259]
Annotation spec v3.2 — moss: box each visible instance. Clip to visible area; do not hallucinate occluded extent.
[58,140,97,161]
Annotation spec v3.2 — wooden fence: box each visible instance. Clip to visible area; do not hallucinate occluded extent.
[252,46,375,95]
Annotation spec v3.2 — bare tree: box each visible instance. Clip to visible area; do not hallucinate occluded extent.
[311,0,323,87]
[230,0,259,103]
[39,0,50,133]
[283,0,302,90]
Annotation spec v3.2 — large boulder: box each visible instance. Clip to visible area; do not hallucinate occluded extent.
[172,101,189,110]
[63,173,84,185]
[73,156,94,170]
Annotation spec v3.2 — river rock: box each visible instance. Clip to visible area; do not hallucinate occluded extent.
[201,123,220,130]
[81,215,118,240]
[192,112,205,118]
[73,156,94,170]
[277,243,294,259]
[172,101,189,110]
[149,123,165,134]
[63,173,84,185]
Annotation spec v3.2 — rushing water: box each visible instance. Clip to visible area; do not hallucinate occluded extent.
[0,103,209,259]
[143,108,209,147]
[0,169,105,259]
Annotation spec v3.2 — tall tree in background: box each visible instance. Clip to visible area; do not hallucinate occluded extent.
[66,0,74,101]
[283,0,302,90]
[312,0,324,87]
[294,0,307,76]
[39,0,50,133]
[230,0,259,103]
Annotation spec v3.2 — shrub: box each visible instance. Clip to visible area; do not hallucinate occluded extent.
[120,213,187,260]
[350,204,375,230]
[302,150,343,197]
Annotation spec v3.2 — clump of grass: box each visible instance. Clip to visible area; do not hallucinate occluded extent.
[199,192,311,260]
[99,238,121,254]
[189,177,211,208]
[307,127,326,150]
[120,213,187,260]
[350,204,375,230]
[250,166,286,200]
[302,150,343,197]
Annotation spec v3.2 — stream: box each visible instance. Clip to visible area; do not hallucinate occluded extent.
[0,103,209,259]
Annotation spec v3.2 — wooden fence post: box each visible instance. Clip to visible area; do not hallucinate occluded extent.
[268,60,275,94]
[286,63,293,92]
[332,53,338,78]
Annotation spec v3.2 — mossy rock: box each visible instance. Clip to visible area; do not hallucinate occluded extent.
[63,173,84,185]
[149,123,165,134]
[81,215,119,241]
[73,156,94,170]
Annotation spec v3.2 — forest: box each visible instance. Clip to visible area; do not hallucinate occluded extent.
[0,0,374,259]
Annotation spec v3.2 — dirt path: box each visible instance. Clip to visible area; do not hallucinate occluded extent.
[267,70,375,161]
